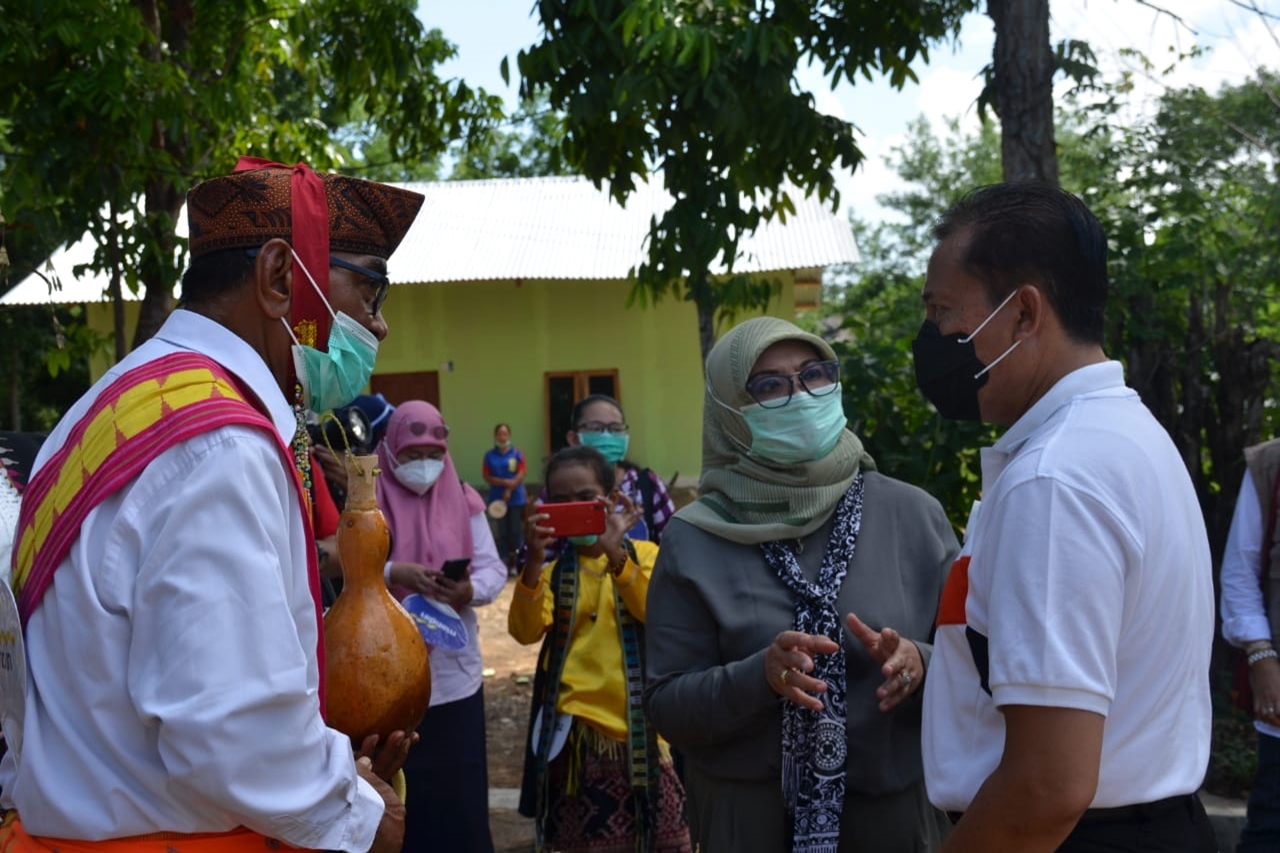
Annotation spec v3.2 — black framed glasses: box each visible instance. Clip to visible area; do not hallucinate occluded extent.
[246,248,391,315]
[745,359,841,409]
[329,255,391,315]
[575,421,629,435]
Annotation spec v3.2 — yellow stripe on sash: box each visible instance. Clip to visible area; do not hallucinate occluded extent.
[11,367,243,592]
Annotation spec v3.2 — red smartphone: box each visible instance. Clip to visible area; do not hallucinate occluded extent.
[540,500,608,538]
[441,557,471,582]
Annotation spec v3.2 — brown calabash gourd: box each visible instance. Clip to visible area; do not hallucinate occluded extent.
[323,454,432,742]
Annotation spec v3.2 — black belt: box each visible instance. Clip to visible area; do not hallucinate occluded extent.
[947,793,1194,827]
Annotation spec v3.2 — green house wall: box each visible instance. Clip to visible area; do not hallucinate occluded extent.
[86,273,799,490]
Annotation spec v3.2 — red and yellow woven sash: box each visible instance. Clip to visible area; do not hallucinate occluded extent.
[8,351,324,700]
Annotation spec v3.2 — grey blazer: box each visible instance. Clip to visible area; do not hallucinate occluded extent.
[644,470,959,795]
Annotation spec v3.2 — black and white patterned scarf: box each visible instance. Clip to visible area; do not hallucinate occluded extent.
[760,474,864,853]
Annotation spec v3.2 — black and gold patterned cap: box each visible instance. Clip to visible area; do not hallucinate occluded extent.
[186,164,424,260]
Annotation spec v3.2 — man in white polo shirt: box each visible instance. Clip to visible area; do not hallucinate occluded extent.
[913,183,1216,852]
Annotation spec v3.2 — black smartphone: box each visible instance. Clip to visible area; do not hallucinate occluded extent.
[441,557,472,582]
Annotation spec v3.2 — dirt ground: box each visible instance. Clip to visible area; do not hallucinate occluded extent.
[477,578,542,789]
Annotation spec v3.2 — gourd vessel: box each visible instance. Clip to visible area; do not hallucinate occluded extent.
[323,454,431,742]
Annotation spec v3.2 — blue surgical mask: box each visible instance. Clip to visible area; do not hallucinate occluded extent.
[578,431,629,465]
[739,384,848,465]
[568,534,600,547]
[282,250,378,413]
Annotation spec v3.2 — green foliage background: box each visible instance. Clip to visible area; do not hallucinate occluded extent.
[823,68,1280,552]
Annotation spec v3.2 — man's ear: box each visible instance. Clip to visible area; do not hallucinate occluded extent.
[253,238,293,322]
[1014,285,1045,340]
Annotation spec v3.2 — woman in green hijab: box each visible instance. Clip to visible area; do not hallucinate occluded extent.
[644,317,958,853]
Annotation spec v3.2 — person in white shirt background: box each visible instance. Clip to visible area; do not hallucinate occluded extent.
[1220,437,1280,853]
[378,399,508,853]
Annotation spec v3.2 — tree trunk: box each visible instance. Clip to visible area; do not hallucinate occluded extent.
[106,205,127,363]
[988,0,1058,184]
[129,0,186,349]
[132,176,179,349]
[8,361,21,432]
[696,299,716,377]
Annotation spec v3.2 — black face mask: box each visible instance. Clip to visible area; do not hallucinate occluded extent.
[911,320,989,421]
[911,288,1022,422]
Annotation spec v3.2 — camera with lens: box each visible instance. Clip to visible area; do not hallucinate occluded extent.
[306,405,373,456]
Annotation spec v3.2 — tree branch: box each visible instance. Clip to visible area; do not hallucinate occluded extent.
[1224,0,1280,23]
[1228,0,1280,52]
[1126,0,1198,36]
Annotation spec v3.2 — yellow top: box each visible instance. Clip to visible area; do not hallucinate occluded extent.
[507,540,657,742]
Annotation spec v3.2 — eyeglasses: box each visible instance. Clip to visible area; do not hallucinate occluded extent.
[329,255,391,315]
[744,359,841,409]
[407,423,451,441]
[245,249,391,315]
[575,421,629,435]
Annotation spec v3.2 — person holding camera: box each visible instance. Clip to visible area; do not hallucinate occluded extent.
[375,400,507,853]
[509,446,692,853]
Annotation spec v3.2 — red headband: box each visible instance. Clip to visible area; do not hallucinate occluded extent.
[234,156,331,349]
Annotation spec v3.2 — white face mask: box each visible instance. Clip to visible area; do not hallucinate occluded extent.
[393,457,445,495]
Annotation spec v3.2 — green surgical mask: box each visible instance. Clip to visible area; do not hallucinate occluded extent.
[578,431,629,465]
[739,383,847,465]
[568,534,599,547]
[283,250,378,413]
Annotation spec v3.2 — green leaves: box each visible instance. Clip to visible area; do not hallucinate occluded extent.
[518,0,977,360]
[821,66,1280,543]
[0,0,501,352]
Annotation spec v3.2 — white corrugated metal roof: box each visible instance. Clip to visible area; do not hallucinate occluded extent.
[1,207,186,307]
[2,175,858,306]
[388,176,858,283]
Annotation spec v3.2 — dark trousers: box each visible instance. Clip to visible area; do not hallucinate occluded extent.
[1238,732,1280,853]
[1055,793,1218,853]
[490,508,525,567]
[401,687,495,853]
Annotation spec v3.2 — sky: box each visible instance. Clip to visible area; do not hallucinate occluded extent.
[417,1,1277,226]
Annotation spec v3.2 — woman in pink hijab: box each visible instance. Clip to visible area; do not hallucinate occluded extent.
[376,400,507,853]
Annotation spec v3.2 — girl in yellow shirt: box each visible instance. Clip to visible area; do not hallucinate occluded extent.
[508,446,691,853]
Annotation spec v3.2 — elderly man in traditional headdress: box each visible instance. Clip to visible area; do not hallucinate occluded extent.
[0,159,424,853]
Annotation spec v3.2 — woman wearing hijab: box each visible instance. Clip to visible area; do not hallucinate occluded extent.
[376,400,507,853]
[644,317,958,852]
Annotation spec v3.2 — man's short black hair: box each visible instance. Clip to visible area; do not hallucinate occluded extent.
[178,247,256,308]
[934,183,1109,344]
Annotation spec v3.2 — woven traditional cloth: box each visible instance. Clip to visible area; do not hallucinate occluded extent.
[762,475,865,853]
[186,164,424,260]
[7,353,326,709]
[543,720,692,853]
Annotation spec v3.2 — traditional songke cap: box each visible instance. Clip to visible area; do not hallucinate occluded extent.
[185,156,424,348]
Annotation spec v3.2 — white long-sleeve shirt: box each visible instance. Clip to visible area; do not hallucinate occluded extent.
[427,512,508,707]
[1220,472,1280,737]
[0,309,383,850]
